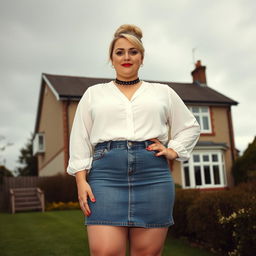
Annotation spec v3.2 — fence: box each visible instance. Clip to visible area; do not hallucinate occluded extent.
[0,175,77,212]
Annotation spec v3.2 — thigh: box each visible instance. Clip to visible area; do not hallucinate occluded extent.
[87,225,128,256]
[129,227,169,256]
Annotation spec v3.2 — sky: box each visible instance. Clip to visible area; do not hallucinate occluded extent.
[0,0,255,174]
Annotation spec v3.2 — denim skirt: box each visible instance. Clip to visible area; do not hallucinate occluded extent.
[85,140,175,228]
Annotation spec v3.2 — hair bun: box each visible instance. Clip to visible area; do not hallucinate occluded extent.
[114,24,143,40]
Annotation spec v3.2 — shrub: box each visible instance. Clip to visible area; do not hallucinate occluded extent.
[45,201,80,211]
[187,190,236,253]
[185,182,255,255]
[218,204,256,256]
[170,189,200,238]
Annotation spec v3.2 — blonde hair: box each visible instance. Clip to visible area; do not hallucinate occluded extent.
[109,24,145,61]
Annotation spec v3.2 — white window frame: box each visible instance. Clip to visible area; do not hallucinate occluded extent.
[181,150,226,189]
[33,132,45,155]
[189,106,212,133]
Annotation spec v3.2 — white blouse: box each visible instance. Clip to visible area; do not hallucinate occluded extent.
[66,81,200,176]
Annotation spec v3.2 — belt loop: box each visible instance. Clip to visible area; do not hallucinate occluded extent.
[107,141,112,151]
[145,140,149,148]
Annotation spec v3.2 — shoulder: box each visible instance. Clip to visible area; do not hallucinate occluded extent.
[81,81,112,98]
[144,81,175,93]
[87,81,112,92]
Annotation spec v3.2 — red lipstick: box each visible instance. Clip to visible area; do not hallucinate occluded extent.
[122,63,132,67]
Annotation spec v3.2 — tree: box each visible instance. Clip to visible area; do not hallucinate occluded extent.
[232,136,256,184]
[0,165,13,184]
[16,132,38,176]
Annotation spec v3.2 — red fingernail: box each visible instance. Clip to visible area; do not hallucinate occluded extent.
[91,198,96,202]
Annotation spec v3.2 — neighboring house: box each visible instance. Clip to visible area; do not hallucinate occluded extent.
[33,60,238,189]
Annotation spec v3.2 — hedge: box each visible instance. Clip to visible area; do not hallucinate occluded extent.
[170,181,256,256]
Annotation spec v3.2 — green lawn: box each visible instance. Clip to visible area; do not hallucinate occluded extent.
[0,210,215,256]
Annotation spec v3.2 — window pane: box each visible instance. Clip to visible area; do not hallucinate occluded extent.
[203,155,209,162]
[184,167,190,187]
[202,116,209,130]
[194,166,202,185]
[204,166,211,184]
[39,135,44,150]
[201,107,208,113]
[195,116,201,126]
[192,107,199,113]
[213,166,221,184]
[184,160,189,164]
[193,155,200,162]
[212,154,218,162]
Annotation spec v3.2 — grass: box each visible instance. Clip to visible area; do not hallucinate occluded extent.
[0,209,215,256]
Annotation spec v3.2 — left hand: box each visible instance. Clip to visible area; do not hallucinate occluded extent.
[147,138,178,160]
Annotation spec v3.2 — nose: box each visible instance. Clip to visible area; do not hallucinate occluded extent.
[124,51,130,60]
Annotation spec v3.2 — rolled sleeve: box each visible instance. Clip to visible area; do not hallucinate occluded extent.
[166,86,201,162]
[66,88,93,176]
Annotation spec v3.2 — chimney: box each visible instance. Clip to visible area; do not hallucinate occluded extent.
[191,60,207,86]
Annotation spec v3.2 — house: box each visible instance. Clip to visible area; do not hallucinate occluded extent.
[33,60,238,189]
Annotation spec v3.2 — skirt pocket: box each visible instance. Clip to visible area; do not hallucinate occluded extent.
[92,148,107,161]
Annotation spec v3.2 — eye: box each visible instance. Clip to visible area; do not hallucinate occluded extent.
[115,51,123,56]
[129,49,139,55]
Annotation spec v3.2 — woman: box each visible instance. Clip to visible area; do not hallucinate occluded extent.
[67,24,200,256]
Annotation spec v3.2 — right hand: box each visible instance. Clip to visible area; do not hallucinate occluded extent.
[77,180,96,216]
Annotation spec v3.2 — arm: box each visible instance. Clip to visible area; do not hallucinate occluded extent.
[67,88,93,176]
[166,86,201,161]
[66,88,95,215]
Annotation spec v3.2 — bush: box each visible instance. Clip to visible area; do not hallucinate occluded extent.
[173,181,256,255]
[218,205,256,256]
[170,189,200,238]
[187,190,236,253]
[45,201,80,211]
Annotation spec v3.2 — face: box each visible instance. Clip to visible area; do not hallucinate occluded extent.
[111,38,143,81]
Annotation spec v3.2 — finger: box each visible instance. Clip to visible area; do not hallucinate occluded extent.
[155,151,164,156]
[84,202,91,215]
[79,201,87,216]
[87,189,96,203]
[79,198,91,216]
[147,143,157,150]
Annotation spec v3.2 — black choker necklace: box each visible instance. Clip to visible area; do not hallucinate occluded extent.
[115,78,140,85]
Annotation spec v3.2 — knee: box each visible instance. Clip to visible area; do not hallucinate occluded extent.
[90,245,124,256]
[131,247,162,256]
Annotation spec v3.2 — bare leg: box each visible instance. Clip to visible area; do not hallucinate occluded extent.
[87,225,128,256]
[129,227,169,256]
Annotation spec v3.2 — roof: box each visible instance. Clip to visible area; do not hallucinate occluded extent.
[42,73,238,106]
[33,73,238,136]
[196,141,229,150]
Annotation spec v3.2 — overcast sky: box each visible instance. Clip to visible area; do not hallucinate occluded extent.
[0,0,255,174]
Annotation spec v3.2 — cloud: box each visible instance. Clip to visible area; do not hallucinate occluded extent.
[0,0,255,172]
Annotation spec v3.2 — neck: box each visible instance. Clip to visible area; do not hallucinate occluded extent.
[115,77,140,85]
[116,73,139,81]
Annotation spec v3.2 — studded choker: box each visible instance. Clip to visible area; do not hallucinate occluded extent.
[115,78,140,85]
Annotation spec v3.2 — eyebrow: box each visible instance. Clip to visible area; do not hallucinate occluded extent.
[115,47,137,51]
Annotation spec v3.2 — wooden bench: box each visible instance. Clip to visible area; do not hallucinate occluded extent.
[9,187,45,214]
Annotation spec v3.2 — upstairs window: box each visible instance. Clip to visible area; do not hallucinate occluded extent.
[33,133,45,155]
[189,106,212,133]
